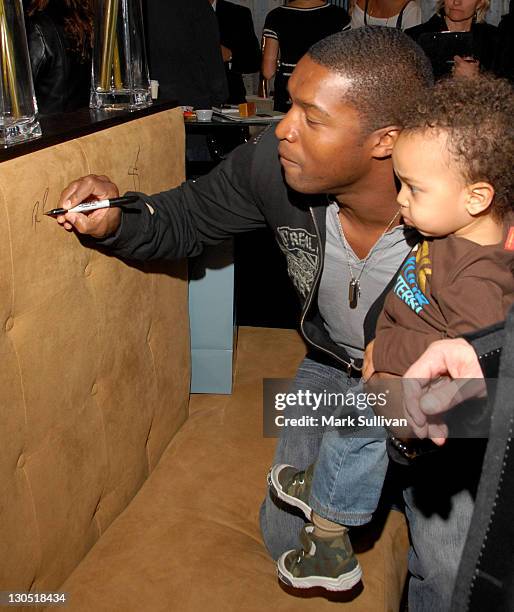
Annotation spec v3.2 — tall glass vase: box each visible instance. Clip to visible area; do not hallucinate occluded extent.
[0,0,41,147]
[90,0,152,111]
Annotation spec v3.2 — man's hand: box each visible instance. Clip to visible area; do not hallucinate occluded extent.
[221,45,232,63]
[453,55,480,79]
[55,174,122,239]
[362,339,375,382]
[402,338,485,445]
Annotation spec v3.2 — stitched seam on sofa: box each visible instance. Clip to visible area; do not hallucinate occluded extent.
[144,272,159,475]
[0,180,44,567]
[73,138,109,538]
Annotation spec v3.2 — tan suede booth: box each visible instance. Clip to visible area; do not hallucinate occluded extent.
[0,108,409,611]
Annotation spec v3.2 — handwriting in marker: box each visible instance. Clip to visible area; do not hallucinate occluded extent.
[32,187,49,230]
[128,145,141,192]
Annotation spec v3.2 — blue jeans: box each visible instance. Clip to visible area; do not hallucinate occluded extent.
[259,358,481,612]
[402,440,484,612]
[260,356,387,555]
[310,383,388,526]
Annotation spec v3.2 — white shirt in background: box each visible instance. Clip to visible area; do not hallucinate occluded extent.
[350,1,422,30]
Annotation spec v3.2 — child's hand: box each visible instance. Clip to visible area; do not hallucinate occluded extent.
[362,340,375,382]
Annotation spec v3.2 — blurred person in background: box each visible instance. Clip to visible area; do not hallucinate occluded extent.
[210,0,261,104]
[261,0,350,112]
[493,0,514,82]
[24,0,93,115]
[144,0,228,109]
[349,0,422,29]
[406,0,498,79]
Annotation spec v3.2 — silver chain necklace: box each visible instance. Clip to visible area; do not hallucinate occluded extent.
[337,208,400,309]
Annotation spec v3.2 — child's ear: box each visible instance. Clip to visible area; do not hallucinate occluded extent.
[466,182,495,216]
[369,126,401,159]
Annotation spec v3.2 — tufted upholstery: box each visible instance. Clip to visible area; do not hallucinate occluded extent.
[0,107,409,611]
[0,108,189,597]
[60,327,409,612]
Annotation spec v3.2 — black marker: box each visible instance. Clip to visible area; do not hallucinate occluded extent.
[44,195,139,216]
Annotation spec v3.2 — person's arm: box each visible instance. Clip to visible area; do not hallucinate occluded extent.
[402,316,506,446]
[398,270,508,445]
[262,12,279,81]
[402,338,486,444]
[55,133,271,262]
[376,259,510,372]
[438,274,507,338]
[261,37,279,81]
[454,24,499,78]
[372,306,444,376]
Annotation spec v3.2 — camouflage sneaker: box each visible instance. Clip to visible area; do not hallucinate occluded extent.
[267,464,314,520]
[277,524,362,591]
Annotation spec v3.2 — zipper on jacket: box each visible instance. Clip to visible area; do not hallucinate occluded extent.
[299,206,361,373]
[465,414,514,609]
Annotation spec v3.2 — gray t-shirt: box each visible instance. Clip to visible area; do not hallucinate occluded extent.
[318,201,414,360]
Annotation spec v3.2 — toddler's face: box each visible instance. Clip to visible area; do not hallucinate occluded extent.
[392,131,471,238]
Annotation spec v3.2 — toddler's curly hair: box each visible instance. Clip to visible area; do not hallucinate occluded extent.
[401,75,514,219]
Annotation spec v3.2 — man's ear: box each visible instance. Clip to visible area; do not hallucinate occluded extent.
[466,182,495,216]
[369,126,402,159]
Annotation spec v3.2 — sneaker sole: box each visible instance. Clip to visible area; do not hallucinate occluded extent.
[268,464,312,520]
[276,554,363,592]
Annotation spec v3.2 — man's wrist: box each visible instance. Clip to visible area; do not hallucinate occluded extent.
[89,210,124,245]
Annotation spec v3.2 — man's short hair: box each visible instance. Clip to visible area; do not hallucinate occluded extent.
[400,74,514,218]
[308,27,434,134]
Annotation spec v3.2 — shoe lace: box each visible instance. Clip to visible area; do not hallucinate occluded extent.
[292,475,305,487]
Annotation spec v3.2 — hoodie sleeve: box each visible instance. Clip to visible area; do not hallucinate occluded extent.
[90,131,277,262]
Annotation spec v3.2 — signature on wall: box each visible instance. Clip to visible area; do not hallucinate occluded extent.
[32,187,49,230]
[128,145,141,192]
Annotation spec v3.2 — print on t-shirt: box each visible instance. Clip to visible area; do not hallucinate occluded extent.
[393,242,431,314]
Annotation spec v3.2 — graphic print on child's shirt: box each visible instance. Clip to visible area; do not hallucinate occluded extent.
[393,242,432,314]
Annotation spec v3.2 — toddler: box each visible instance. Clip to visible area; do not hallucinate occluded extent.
[268,74,514,591]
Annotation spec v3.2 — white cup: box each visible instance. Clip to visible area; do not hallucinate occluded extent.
[150,79,159,99]
[196,109,213,121]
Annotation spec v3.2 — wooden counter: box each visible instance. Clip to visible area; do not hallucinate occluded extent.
[0,100,178,163]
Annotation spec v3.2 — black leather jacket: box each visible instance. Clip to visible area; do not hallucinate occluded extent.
[26,12,90,115]
[451,306,514,611]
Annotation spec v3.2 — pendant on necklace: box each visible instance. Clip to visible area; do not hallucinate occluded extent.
[349,279,360,309]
